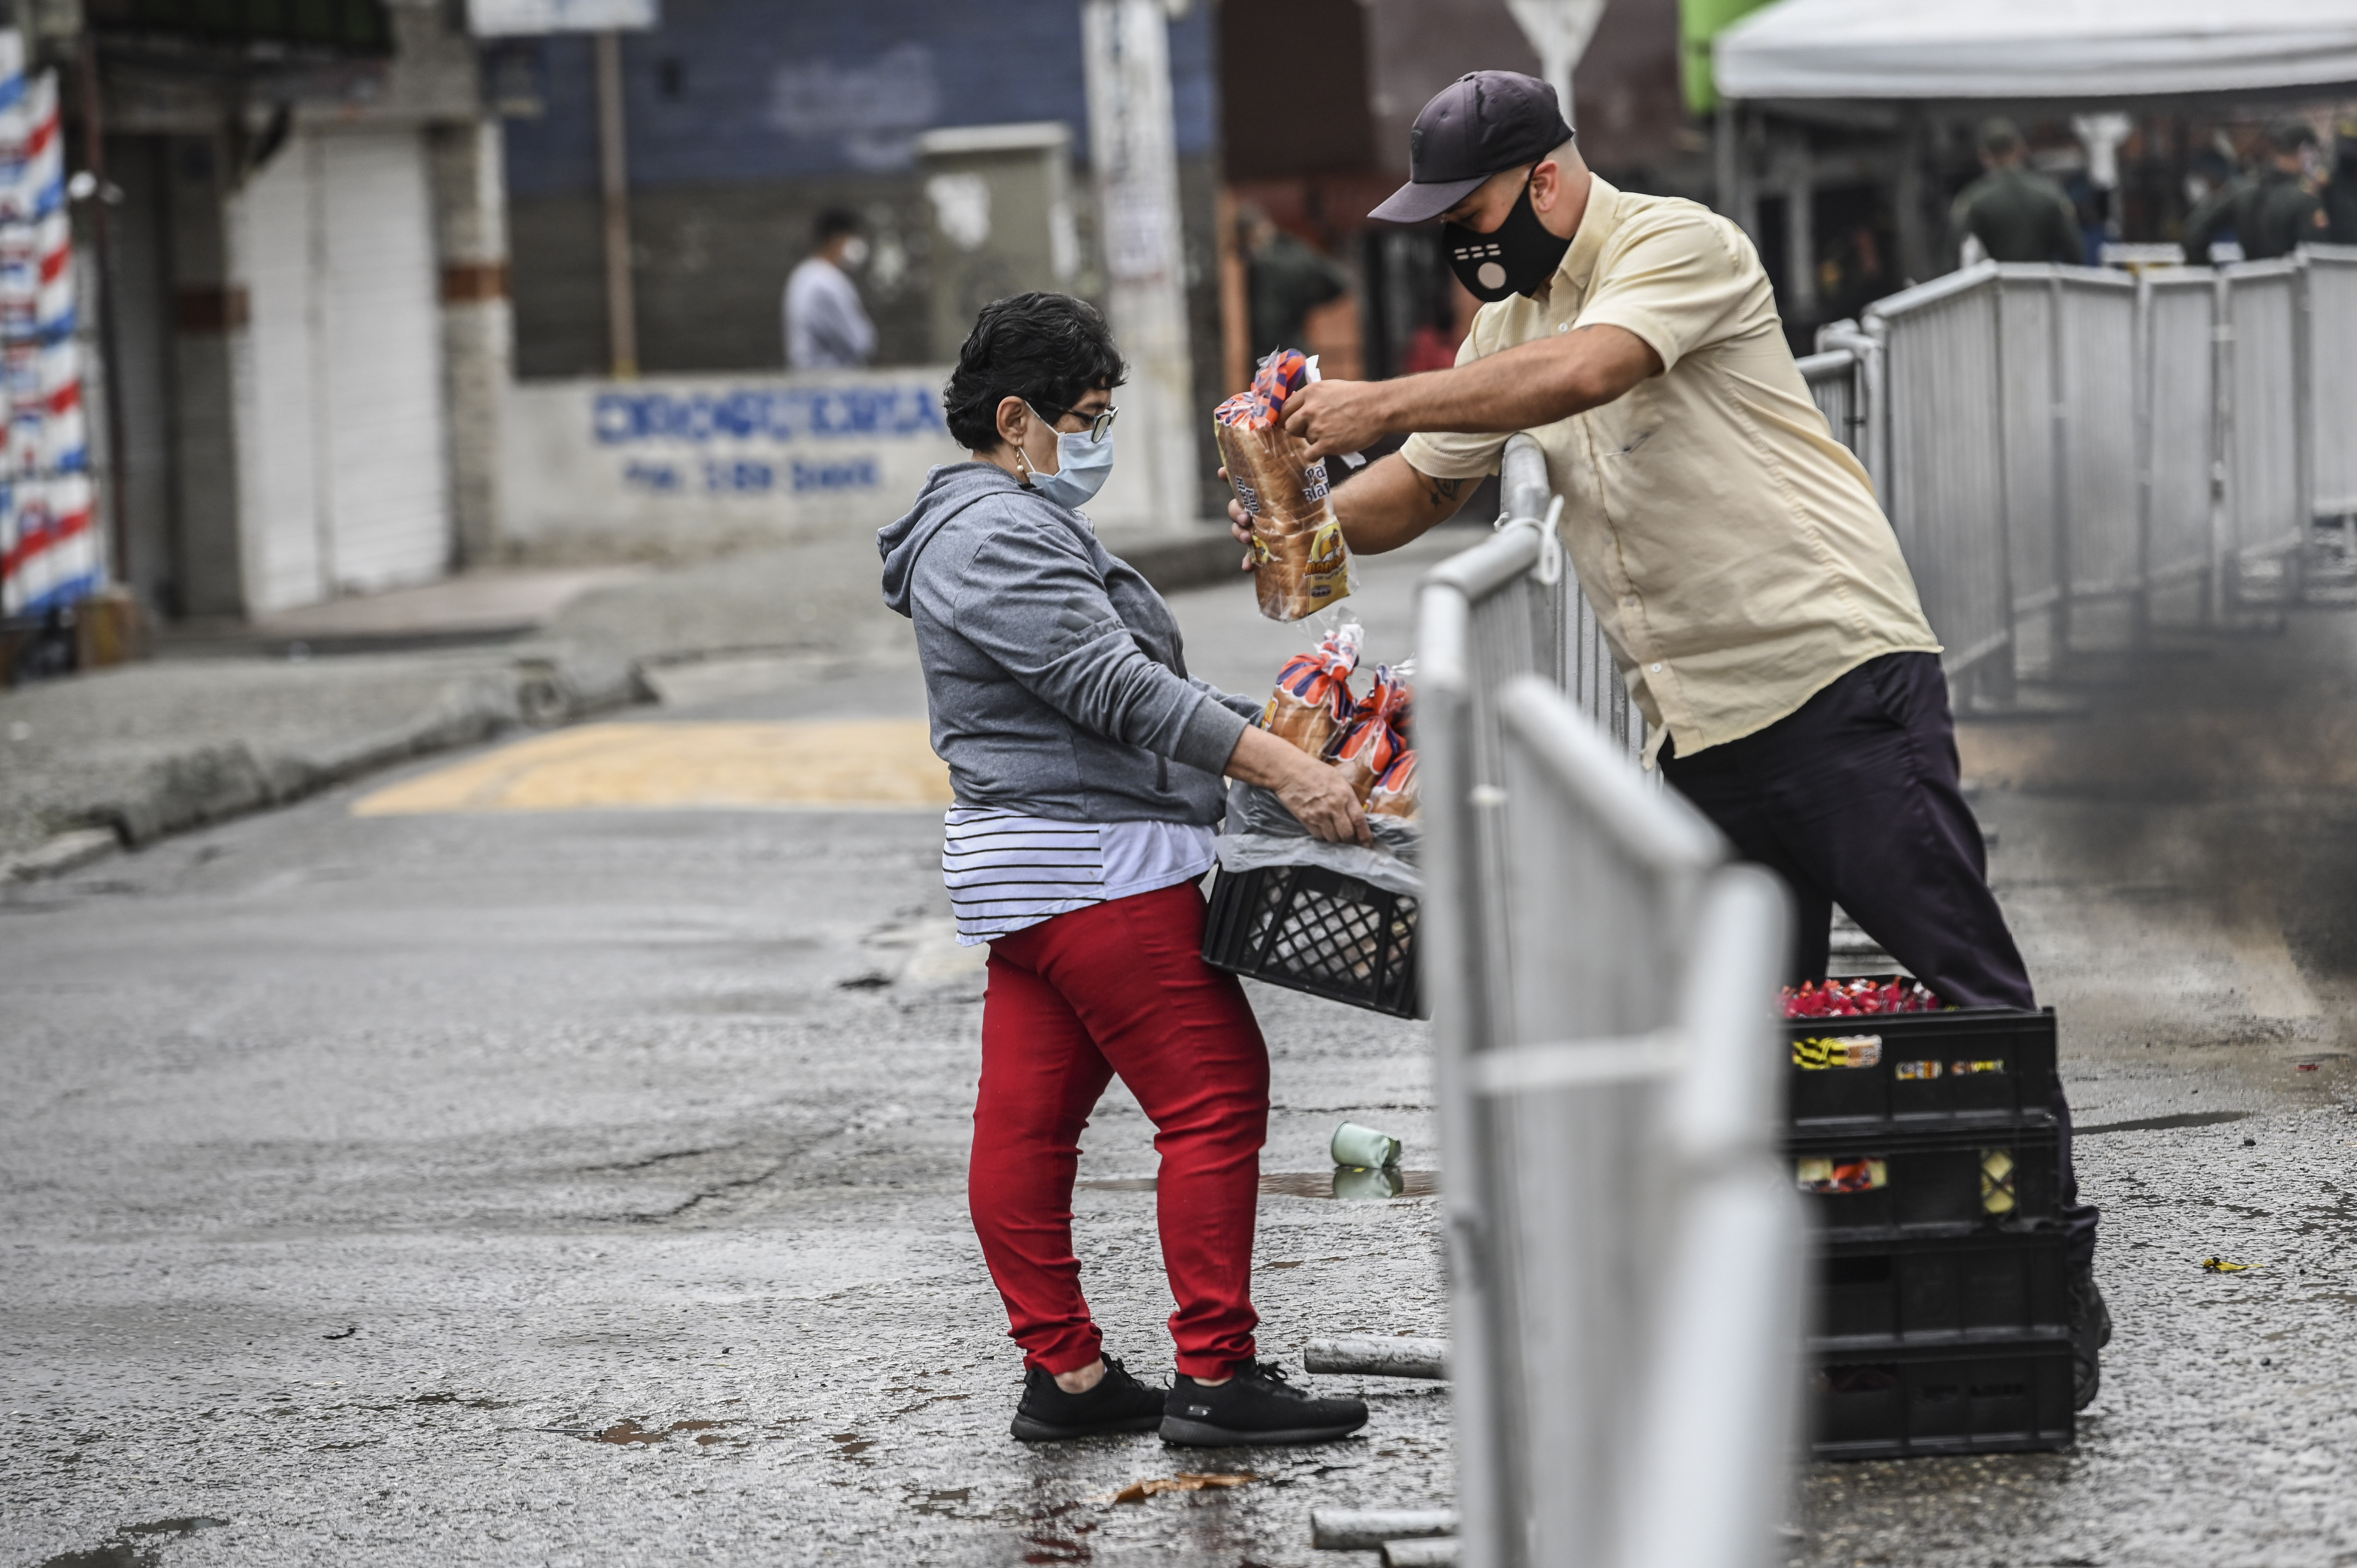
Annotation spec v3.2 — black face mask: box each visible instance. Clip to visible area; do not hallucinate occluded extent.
[1442,175,1572,303]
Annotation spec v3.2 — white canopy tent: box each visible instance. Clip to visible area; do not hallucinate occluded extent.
[1715,0,2357,102]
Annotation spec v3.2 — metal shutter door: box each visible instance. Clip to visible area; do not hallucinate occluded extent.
[319,127,450,593]
[227,135,323,616]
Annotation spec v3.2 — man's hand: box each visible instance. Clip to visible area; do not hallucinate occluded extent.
[1280,379,1398,462]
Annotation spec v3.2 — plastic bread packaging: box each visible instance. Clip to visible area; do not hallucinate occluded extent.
[1366,749,1419,819]
[1330,662,1412,803]
[1260,617,1360,757]
[1217,779,1422,898]
[1214,348,1355,622]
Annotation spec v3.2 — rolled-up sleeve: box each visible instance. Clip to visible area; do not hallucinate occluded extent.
[954,527,1247,776]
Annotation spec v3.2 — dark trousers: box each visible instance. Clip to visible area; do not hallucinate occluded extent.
[1662,652,2097,1267]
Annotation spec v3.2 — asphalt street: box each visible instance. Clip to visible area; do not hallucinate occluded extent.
[8,529,2357,1566]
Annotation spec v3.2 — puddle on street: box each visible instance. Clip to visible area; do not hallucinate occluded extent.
[1020,1499,1096,1565]
[1077,1169,1436,1200]
[547,1418,737,1446]
[37,1518,229,1568]
[2078,1110,2254,1135]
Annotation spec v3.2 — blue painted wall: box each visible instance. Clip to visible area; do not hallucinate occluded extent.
[504,0,1219,201]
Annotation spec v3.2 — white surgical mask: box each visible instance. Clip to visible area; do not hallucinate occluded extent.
[1016,403,1115,509]
[839,236,871,268]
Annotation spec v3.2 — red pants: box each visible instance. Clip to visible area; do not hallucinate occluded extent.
[970,881,1269,1379]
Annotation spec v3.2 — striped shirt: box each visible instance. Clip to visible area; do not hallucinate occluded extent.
[943,807,1216,945]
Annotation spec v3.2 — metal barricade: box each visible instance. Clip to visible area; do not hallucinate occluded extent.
[1461,434,1641,763]
[1421,472,1800,1568]
[2053,268,2145,637]
[2219,260,2308,595]
[1815,321,1883,484]
[1993,268,2063,670]
[1796,346,1861,458]
[2138,269,2219,618]
[1865,264,2015,697]
[2302,245,2357,523]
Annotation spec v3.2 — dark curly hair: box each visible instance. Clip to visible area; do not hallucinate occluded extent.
[944,292,1127,452]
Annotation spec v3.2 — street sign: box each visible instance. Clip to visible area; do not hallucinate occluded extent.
[466,0,658,37]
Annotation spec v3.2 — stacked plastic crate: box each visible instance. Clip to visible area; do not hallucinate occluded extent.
[0,31,94,620]
[1786,989,2075,1458]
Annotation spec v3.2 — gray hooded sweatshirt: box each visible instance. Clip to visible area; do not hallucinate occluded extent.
[878,462,1258,825]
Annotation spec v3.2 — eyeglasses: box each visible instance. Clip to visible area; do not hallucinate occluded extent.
[1030,400,1120,444]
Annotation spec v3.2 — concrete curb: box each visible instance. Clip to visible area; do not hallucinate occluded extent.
[0,826,119,883]
[82,643,649,852]
[1103,530,1245,595]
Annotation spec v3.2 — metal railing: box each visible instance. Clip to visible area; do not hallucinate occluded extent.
[2220,260,2307,598]
[1411,433,1801,1568]
[1808,245,2352,690]
[1864,266,2016,696]
[1796,346,1861,458]
[2308,246,2357,525]
[2140,269,2219,609]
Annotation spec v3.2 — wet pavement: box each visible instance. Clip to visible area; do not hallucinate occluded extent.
[9,537,2357,1565]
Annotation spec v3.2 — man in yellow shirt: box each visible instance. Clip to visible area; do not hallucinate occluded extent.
[1232,70,2105,1406]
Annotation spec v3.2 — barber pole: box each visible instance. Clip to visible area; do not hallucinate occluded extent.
[0,34,96,618]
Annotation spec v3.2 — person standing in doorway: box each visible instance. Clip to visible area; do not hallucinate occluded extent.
[784,208,877,371]
[1229,70,2109,1409]
[1949,118,2081,266]
[1240,205,1352,362]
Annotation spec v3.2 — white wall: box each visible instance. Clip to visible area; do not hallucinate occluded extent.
[498,367,966,561]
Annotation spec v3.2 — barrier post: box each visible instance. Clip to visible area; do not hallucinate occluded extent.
[1419,449,1799,1568]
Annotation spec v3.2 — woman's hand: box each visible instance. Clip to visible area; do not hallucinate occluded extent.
[1218,466,1256,572]
[1226,725,1372,847]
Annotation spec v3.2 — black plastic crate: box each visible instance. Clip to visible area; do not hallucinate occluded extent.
[1810,1337,2075,1459]
[1813,1231,2070,1348]
[1790,1124,2062,1240]
[1786,992,2058,1136]
[1201,863,1421,1019]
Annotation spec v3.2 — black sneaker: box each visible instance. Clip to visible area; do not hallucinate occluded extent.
[1161,1359,1368,1446]
[2069,1266,2112,1412]
[1009,1355,1166,1443]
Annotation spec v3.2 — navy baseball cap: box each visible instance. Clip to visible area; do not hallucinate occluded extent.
[1370,71,1574,224]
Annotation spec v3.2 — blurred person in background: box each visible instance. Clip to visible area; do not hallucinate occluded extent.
[1949,118,2081,265]
[1237,69,2110,1409]
[878,291,1371,1451]
[2324,116,2357,245]
[2183,119,2328,263]
[784,208,876,371]
[1816,219,1890,324]
[1240,205,1351,362]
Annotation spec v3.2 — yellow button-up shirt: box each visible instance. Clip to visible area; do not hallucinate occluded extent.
[1400,175,1938,761]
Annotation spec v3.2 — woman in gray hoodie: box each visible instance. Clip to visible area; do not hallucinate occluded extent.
[879,293,1370,1449]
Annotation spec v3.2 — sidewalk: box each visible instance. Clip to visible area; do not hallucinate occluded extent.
[0,524,1243,874]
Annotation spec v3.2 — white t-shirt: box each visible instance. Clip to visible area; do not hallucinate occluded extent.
[783,256,876,370]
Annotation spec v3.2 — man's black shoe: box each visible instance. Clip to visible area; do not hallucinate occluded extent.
[1161,1359,1368,1446]
[2069,1265,2111,1412]
[1009,1355,1166,1443]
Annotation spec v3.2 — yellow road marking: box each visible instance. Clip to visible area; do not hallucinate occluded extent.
[352,720,951,816]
